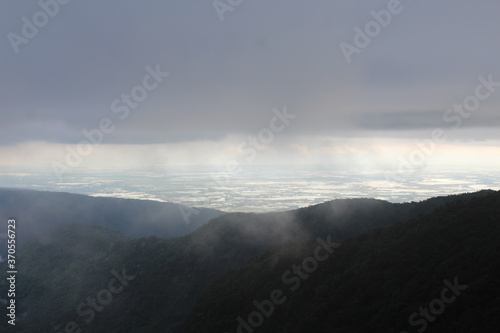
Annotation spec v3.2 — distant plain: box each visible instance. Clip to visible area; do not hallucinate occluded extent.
[2,164,498,212]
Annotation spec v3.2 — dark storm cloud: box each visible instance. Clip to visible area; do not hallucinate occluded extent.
[357,111,445,130]
[1,0,499,146]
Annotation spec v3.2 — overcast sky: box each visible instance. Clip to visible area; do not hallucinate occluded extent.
[1,0,499,172]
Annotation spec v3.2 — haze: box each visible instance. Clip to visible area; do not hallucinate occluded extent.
[1,0,499,207]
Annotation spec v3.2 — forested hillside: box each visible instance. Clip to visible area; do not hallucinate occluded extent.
[183,191,500,332]
[0,188,224,245]
[0,190,495,332]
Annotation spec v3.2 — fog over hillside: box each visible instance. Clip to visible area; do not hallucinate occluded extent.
[0,188,223,251]
[1,0,499,331]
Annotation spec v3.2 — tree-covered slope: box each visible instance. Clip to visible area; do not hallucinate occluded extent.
[0,190,494,332]
[182,190,500,333]
[0,187,224,246]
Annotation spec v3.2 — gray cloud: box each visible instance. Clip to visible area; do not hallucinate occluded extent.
[1,0,499,146]
[357,110,446,130]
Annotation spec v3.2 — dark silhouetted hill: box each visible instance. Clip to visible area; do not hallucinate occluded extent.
[0,190,495,332]
[183,190,500,332]
[0,187,224,246]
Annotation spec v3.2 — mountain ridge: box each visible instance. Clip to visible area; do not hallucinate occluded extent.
[0,189,496,332]
[183,190,500,332]
[0,187,224,245]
